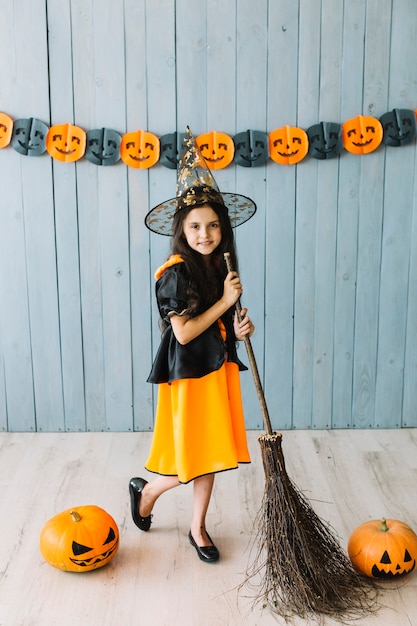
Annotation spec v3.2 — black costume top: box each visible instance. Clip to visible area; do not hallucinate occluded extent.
[147,258,248,384]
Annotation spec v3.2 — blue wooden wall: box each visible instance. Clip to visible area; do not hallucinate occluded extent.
[1,0,417,432]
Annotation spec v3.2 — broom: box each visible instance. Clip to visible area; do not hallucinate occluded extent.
[224,253,378,621]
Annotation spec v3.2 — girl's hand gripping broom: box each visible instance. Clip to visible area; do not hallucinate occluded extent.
[224,253,378,621]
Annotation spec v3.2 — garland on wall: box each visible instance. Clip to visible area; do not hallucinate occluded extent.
[0,109,416,169]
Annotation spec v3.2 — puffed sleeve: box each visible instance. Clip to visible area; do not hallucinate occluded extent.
[156,264,190,323]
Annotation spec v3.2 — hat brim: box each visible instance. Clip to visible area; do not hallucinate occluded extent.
[144,192,256,236]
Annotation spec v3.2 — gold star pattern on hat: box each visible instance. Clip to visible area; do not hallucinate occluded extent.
[145,126,256,235]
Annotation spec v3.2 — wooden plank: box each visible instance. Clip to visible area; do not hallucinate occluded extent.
[0,323,6,430]
[310,0,344,429]
[234,0,268,428]
[375,145,415,427]
[397,0,417,428]
[292,0,321,429]
[374,0,417,427]
[175,0,208,130]
[351,0,391,430]
[206,0,236,194]
[70,0,135,431]
[403,153,417,427]
[0,155,36,431]
[332,0,366,428]
[0,0,36,435]
[8,0,65,431]
[70,0,106,430]
[90,0,133,431]
[46,0,86,432]
[264,0,299,429]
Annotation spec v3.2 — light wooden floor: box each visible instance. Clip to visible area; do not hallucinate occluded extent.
[1,429,417,626]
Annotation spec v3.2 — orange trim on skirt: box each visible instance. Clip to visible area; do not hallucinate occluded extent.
[145,361,251,484]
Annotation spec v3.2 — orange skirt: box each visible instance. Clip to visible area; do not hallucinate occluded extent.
[145,361,251,483]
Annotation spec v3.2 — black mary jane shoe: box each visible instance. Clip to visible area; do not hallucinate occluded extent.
[188,530,220,563]
[129,477,152,531]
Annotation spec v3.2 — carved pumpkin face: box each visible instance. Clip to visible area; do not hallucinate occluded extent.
[0,112,13,148]
[120,130,160,168]
[85,128,122,166]
[196,131,234,169]
[348,518,417,578]
[11,118,49,156]
[159,131,185,169]
[307,122,342,160]
[233,130,268,167]
[342,115,383,154]
[269,126,308,165]
[46,123,86,162]
[40,505,119,572]
[380,108,417,147]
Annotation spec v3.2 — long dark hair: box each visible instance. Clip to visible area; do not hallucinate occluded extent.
[170,202,239,316]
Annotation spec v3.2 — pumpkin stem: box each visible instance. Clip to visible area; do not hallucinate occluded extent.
[380,518,389,532]
[70,510,82,522]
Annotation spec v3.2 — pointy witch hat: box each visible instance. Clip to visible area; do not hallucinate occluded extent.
[144,126,256,235]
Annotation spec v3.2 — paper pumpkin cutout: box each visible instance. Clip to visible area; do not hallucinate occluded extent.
[380,109,417,147]
[46,123,86,162]
[196,131,234,170]
[269,125,309,165]
[307,122,342,160]
[233,130,269,167]
[0,112,13,148]
[85,128,122,166]
[342,115,383,154]
[120,130,160,168]
[159,131,185,169]
[11,118,49,156]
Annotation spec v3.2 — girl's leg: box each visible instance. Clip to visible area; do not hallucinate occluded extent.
[139,475,180,517]
[190,473,215,547]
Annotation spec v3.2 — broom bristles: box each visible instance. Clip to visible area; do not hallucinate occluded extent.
[242,433,379,622]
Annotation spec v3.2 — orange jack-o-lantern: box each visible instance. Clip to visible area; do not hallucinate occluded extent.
[120,129,160,168]
[342,115,383,154]
[40,505,119,572]
[269,125,309,165]
[0,112,14,148]
[348,518,417,578]
[196,131,234,170]
[46,123,86,162]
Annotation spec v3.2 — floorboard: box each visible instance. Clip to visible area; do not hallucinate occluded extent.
[0,429,416,625]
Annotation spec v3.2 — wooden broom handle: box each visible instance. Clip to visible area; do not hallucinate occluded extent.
[224,253,273,435]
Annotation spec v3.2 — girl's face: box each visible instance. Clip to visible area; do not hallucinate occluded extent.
[182,205,222,256]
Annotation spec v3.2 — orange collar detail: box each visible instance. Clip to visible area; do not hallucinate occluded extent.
[154,254,184,280]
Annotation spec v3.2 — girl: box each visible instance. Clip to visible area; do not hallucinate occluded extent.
[129,129,256,563]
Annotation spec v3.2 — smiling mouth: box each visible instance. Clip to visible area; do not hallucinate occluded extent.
[315,145,337,154]
[129,154,150,161]
[18,141,41,150]
[92,151,115,159]
[239,153,263,161]
[278,150,299,157]
[352,139,373,147]
[56,148,76,155]
[204,156,224,162]
[388,131,410,141]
